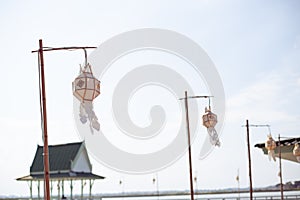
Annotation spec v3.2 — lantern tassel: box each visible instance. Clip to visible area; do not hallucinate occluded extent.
[79,103,88,124]
[268,150,276,162]
[207,127,221,147]
[80,101,100,133]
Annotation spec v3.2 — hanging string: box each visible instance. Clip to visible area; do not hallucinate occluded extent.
[83,48,87,67]
[267,125,271,135]
[37,51,44,142]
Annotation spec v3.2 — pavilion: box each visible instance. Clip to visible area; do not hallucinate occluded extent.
[17,141,105,200]
[255,137,300,163]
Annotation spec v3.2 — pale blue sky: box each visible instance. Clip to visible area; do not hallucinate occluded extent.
[1,0,300,196]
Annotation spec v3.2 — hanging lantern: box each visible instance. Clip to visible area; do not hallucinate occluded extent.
[202,106,220,146]
[202,107,217,128]
[73,63,100,102]
[265,134,276,161]
[293,143,300,162]
[72,57,101,133]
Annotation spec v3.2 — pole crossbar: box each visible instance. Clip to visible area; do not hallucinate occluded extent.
[242,124,270,128]
[179,95,213,100]
[32,46,97,53]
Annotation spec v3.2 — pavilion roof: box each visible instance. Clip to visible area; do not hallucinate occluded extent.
[30,142,83,173]
[255,137,300,163]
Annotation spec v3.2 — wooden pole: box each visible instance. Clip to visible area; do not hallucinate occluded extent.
[39,39,51,200]
[246,120,253,200]
[278,135,284,200]
[184,91,194,200]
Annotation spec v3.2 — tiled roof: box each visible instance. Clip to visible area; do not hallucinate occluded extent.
[255,137,300,163]
[30,142,83,173]
[254,137,300,148]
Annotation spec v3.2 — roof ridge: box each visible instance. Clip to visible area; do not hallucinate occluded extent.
[38,141,83,147]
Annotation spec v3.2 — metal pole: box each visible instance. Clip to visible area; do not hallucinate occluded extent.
[278,135,284,200]
[246,120,253,200]
[39,39,51,200]
[184,91,194,200]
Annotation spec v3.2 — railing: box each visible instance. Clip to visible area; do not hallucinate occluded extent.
[3,190,300,200]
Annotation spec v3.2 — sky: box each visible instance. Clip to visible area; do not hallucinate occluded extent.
[1,0,300,197]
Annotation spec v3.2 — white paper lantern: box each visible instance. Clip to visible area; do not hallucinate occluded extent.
[265,135,276,162]
[72,64,100,102]
[202,107,220,146]
[202,107,218,128]
[293,143,300,162]
[73,63,101,133]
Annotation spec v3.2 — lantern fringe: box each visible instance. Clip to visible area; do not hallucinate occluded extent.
[207,127,221,147]
[79,101,100,133]
[268,150,276,162]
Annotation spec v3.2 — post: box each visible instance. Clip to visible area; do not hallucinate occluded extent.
[38,180,41,200]
[246,120,253,200]
[62,180,64,198]
[50,180,53,200]
[29,180,33,200]
[39,39,51,200]
[89,179,94,200]
[237,169,240,200]
[278,135,284,200]
[155,173,159,199]
[57,180,61,200]
[81,179,84,200]
[70,180,73,200]
[184,91,194,200]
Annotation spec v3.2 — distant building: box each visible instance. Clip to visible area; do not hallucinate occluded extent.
[17,142,105,200]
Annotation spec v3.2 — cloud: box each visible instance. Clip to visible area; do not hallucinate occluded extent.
[226,66,300,127]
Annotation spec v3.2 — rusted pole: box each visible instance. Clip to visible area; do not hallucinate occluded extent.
[39,39,51,200]
[184,91,194,200]
[246,120,253,200]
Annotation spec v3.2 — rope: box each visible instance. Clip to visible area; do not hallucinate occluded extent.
[37,52,44,142]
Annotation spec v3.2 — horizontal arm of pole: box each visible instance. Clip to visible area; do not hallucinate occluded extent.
[241,124,270,128]
[179,95,213,100]
[32,46,97,53]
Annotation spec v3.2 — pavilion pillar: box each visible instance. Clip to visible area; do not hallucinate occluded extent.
[62,180,64,197]
[50,180,53,200]
[81,179,84,200]
[29,180,33,200]
[70,180,73,200]
[89,179,94,200]
[57,180,61,200]
[37,180,41,200]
